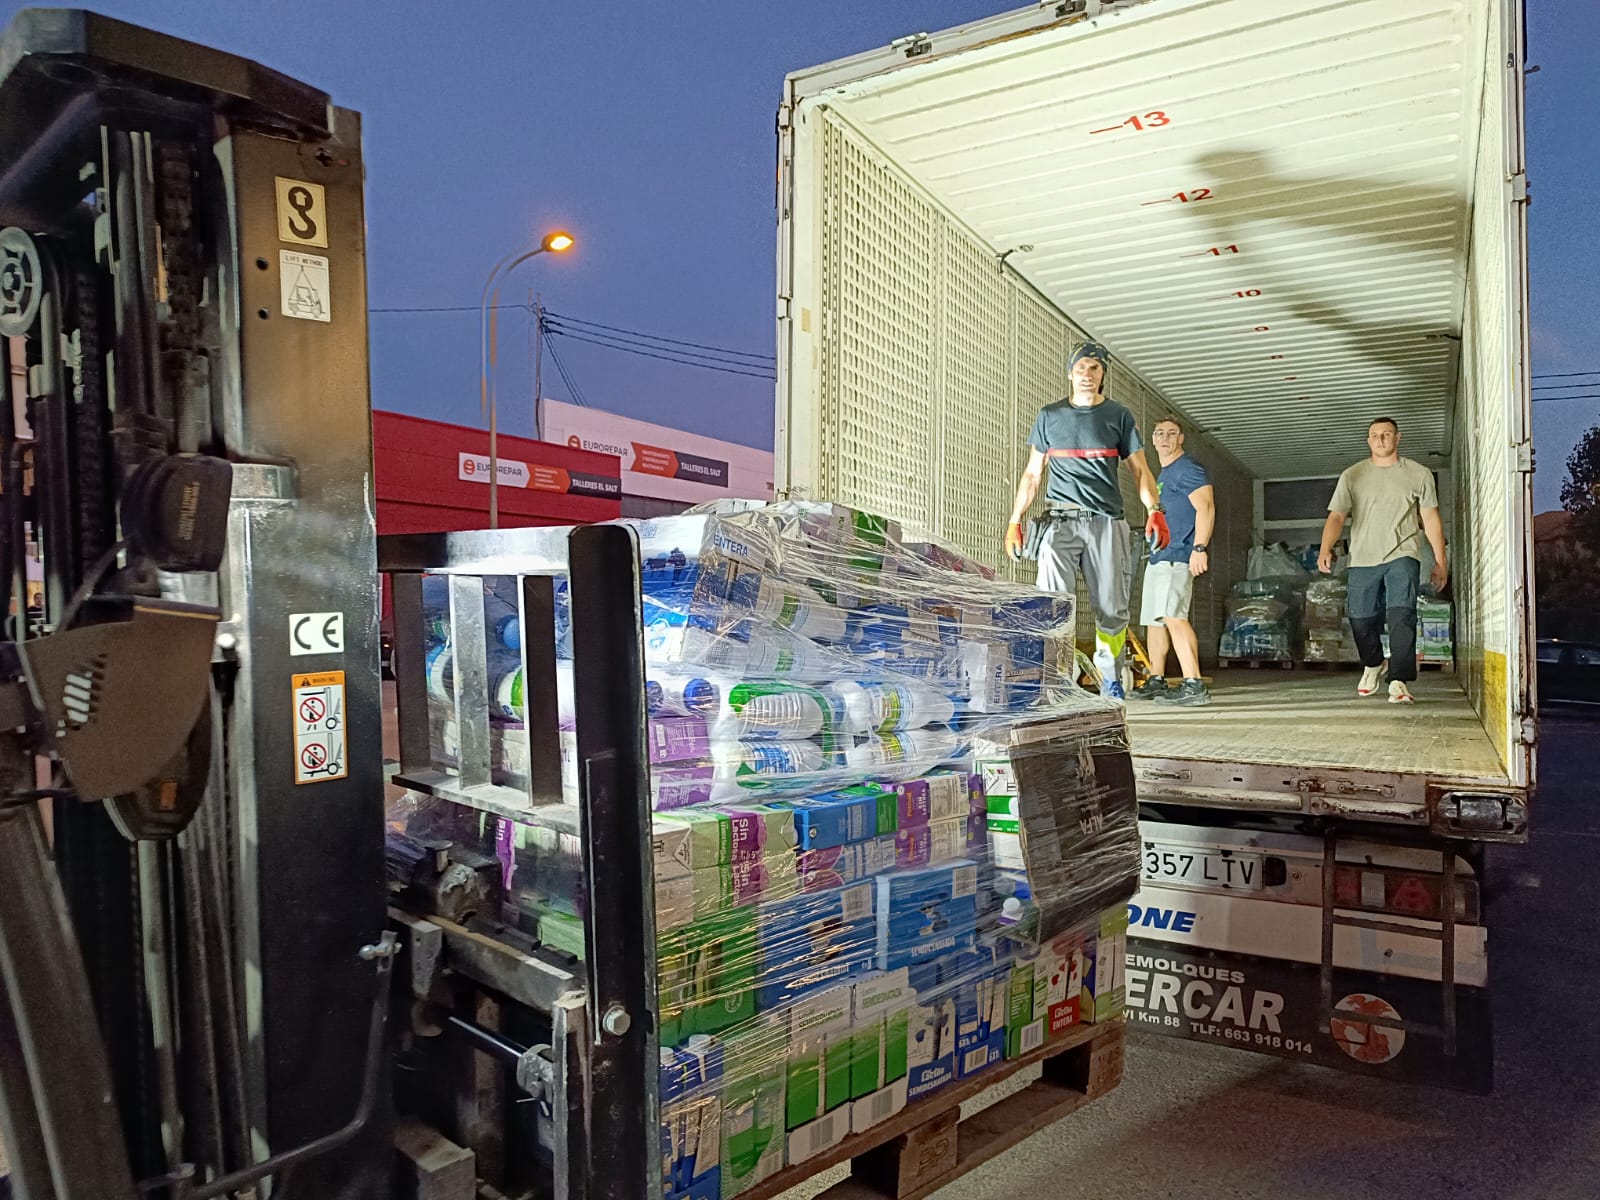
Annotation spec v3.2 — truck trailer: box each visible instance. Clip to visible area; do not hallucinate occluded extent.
[775,0,1533,1083]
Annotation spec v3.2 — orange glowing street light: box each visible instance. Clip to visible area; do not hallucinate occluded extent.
[480,229,578,526]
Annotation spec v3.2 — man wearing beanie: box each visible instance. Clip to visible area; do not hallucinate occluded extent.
[1005,341,1164,701]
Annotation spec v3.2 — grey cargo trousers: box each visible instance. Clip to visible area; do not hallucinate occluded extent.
[1036,511,1134,679]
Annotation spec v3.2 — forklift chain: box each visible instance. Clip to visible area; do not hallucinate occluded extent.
[156,141,205,441]
[72,262,112,566]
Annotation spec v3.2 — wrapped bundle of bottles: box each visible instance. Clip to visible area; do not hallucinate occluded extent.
[1218,579,1300,664]
[408,500,1142,1198]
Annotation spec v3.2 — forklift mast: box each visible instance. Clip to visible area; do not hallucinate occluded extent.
[0,10,389,1198]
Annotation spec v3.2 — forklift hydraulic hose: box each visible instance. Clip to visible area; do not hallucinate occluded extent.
[139,930,398,1200]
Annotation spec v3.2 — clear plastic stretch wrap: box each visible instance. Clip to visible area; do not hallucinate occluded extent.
[1302,575,1360,665]
[396,500,1139,1199]
[1218,578,1301,663]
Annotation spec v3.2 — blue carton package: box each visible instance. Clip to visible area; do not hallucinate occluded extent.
[660,1038,724,1200]
[781,787,895,852]
[757,885,877,1010]
[876,862,981,972]
[949,947,1011,1080]
[905,990,957,1102]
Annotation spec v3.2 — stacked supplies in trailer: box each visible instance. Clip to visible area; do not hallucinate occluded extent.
[626,503,1140,1198]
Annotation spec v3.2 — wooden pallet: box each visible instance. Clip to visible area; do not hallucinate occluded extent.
[740,1021,1124,1200]
[1216,657,1294,670]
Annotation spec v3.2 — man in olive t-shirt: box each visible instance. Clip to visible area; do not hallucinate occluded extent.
[1317,417,1449,704]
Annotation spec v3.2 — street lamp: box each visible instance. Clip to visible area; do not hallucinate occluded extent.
[479,230,575,527]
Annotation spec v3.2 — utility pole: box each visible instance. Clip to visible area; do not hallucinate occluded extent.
[533,292,544,440]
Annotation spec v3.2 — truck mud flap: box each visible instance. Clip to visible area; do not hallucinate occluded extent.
[1124,941,1492,1093]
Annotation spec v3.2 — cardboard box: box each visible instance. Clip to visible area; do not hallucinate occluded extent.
[683,854,800,919]
[661,1038,724,1200]
[893,816,966,869]
[1082,908,1129,1024]
[796,836,897,894]
[1034,932,1087,1039]
[876,862,981,971]
[848,970,912,1101]
[905,991,957,1102]
[757,885,877,1011]
[782,787,895,851]
[659,909,759,1042]
[659,806,798,869]
[893,773,968,829]
[784,985,854,1165]
[719,1011,788,1199]
[952,950,1009,1080]
[1005,951,1046,1059]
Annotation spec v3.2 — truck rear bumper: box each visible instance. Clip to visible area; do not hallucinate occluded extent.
[1133,755,1528,842]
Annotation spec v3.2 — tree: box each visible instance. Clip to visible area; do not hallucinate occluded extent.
[1559,425,1600,554]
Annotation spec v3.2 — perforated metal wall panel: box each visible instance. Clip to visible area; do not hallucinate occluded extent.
[817,113,940,530]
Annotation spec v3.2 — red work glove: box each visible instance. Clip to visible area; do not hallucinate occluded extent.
[1005,522,1025,561]
[1145,510,1170,552]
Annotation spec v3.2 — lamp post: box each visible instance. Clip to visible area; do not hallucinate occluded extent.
[479,230,574,527]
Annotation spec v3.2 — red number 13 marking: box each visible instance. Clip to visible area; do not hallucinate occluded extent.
[1125,110,1171,131]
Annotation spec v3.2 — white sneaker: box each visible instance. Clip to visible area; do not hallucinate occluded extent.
[1388,680,1414,704]
[1358,664,1385,696]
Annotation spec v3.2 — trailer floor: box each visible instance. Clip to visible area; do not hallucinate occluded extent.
[782,712,1596,1200]
[1122,668,1511,783]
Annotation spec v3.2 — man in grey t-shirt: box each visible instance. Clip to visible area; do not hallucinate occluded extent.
[1317,417,1449,704]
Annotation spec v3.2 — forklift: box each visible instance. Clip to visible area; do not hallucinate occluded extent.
[0,10,654,1198]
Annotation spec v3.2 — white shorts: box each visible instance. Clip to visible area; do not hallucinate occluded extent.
[1140,560,1195,626]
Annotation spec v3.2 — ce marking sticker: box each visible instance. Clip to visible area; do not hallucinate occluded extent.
[275,177,328,248]
[290,611,344,656]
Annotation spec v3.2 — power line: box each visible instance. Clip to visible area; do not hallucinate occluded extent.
[546,326,776,381]
[1531,381,1600,391]
[542,329,590,409]
[1532,370,1600,380]
[543,320,777,376]
[1531,393,1600,403]
[545,310,775,363]
[370,302,530,313]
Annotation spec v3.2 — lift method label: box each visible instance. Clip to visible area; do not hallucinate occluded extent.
[293,670,347,785]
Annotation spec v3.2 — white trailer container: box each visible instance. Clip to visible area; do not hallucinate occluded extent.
[775,0,1533,840]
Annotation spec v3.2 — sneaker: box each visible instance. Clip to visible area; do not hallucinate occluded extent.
[1154,678,1212,707]
[1130,676,1169,701]
[1100,678,1126,702]
[1358,663,1386,697]
[1388,680,1414,704]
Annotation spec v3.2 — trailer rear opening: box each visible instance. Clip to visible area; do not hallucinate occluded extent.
[775,0,1532,837]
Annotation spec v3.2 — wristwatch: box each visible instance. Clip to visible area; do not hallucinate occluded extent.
[1193,543,1209,553]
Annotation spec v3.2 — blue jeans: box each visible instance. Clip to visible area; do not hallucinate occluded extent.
[1345,557,1420,683]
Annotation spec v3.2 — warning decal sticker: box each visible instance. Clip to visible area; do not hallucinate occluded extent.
[293,670,347,784]
[280,250,331,323]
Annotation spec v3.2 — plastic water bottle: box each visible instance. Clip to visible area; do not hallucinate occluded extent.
[711,738,830,780]
[711,681,843,740]
[844,728,961,772]
[830,682,955,734]
[491,660,576,727]
[650,674,723,717]
[743,578,848,644]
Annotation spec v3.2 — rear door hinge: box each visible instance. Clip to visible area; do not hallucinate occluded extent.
[1514,441,1533,473]
[1520,717,1537,746]
[891,31,932,59]
[1508,172,1529,204]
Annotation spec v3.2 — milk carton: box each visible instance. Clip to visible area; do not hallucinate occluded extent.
[756,885,876,1011]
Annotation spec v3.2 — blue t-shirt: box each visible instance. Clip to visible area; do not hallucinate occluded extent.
[1028,398,1142,519]
[1151,454,1210,564]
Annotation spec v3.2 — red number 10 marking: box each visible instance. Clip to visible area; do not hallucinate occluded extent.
[1233,289,1262,298]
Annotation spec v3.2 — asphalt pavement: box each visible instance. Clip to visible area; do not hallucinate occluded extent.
[790,707,1599,1200]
